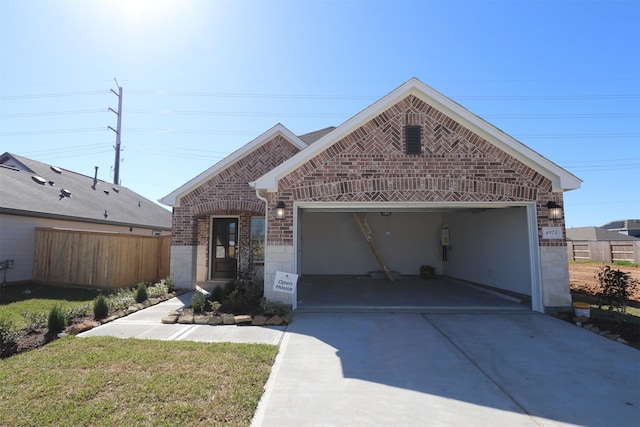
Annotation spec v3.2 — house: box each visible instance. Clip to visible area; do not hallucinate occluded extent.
[567,226,640,263]
[601,219,640,238]
[160,78,582,313]
[0,152,172,284]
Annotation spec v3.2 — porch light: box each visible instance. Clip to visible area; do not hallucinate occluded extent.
[275,201,286,220]
[546,201,563,220]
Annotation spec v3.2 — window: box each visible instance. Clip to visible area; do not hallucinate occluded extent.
[405,125,421,155]
[251,217,265,262]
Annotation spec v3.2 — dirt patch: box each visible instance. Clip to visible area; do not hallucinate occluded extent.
[569,262,640,303]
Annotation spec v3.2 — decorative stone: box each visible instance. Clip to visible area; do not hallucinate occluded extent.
[222,314,235,325]
[598,330,611,336]
[606,333,621,340]
[168,310,180,316]
[208,316,223,325]
[252,315,267,326]
[66,320,98,335]
[234,315,252,324]
[136,303,146,310]
[102,315,118,324]
[126,306,139,315]
[194,315,210,325]
[265,315,283,325]
[161,315,178,324]
[282,312,293,324]
[616,337,629,344]
[178,314,194,324]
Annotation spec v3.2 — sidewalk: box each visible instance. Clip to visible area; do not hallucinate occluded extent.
[79,291,286,345]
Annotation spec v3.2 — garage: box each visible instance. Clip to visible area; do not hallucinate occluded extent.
[294,203,536,311]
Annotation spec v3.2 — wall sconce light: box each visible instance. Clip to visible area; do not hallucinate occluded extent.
[275,201,286,220]
[546,201,563,220]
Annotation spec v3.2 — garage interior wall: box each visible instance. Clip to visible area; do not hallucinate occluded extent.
[442,207,532,296]
[300,211,444,276]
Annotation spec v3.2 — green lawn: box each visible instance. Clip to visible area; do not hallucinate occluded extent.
[0,336,278,427]
[0,284,100,328]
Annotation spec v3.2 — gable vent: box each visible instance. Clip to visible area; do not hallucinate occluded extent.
[405,125,421,155]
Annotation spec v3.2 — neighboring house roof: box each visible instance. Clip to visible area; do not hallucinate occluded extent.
[0,152,171,230]
[298,126,337,145]
[566,227,640,241]
[252,77,582,193]
[160,123,308,207]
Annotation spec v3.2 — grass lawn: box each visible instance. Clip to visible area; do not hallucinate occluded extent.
[0,336,278,426]
[0,283,100,328]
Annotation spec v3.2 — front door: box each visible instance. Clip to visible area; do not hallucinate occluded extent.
[210,218,238,279]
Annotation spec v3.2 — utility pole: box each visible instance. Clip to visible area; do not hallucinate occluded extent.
[108,79,123,185]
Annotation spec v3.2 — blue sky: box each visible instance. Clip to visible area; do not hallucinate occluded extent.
[1,0,638,228]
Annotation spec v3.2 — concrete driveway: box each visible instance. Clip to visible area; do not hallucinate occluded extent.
[252,312,639,427]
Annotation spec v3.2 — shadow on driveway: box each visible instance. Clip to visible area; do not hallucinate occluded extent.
[253,312,639,426]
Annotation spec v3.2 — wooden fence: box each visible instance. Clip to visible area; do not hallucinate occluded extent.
[567,240,640,264]
[33,227,171,289]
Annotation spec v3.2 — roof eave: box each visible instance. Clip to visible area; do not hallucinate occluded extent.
[160,124,306,207]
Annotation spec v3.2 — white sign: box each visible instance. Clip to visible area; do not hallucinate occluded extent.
[542,227,563,239]
[273,271,298,294]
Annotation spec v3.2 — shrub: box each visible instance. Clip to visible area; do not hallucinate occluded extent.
[191,291,207,313]
[108,288,135,311]
[147,282,168,299]
[259,298,291,317]
[0,318,20,357]
[596,266,639,315]
[93,294,109,320]
[210,300,222,314]
[224,281,237,297]
[210,285,224,303]
[224,289,244,312]
[64,304,89,324]
[164,276,175,293]
[47,303,66,333]
[21,312,47,333]
[135,283,148,303]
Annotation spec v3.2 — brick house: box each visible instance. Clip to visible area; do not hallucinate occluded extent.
[160,78,581,312]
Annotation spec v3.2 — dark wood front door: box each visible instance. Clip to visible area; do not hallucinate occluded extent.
[210,218,238,279]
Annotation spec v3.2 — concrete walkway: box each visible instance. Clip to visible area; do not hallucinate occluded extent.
[79,294,640,426]
[252,312,640,427]
[79,292,286,345]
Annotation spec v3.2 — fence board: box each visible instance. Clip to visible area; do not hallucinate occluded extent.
[32,228,170,289]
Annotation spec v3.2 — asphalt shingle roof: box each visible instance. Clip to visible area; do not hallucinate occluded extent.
[566,226,640,242]
[0,153,171,230]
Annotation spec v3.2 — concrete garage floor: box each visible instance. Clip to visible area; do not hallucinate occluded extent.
[297,275,530,312]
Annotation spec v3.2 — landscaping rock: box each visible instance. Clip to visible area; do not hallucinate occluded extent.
[265,315,283,325]
[222,313,235,325]
[194,315,210,325]
[162,315,178,324]
[606,333,621,340]
[67,320,98,335]
[252,315,267,326]
[136,303,146,310]
[283,312,293,324]
[102,315,119,324]
[126,306,139,315]
[208,316,223,325]
[178,314,194,324]
[234,315,252,325]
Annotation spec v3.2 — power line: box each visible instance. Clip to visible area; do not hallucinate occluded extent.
[0,109,106,118]
[0,90,110,101]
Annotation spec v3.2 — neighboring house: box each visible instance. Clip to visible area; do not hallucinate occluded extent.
[0,152,172,284]
[161,78,582,313]
[601,219,640,238]
[567,226,640,263]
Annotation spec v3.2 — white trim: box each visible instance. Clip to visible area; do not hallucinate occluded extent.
[253,78,581,193]
[527,203,543,312]
[160,124,307,207]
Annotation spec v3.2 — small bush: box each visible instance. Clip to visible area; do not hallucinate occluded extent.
[108,288,135,311]
[164,276,175,293]
[135,283,148,303]
[147,282,168,299]
[210,300,222,314]
[0,318,20,357]
[259,298,291,317]
[210,285,224,303]
[93,294,109,320]
[224,289,244,312]
[596,265,639,315]
[64,304,89,324]
[224,281,237,297]
[47,303,66,333]
[21,312,47,332]
[191,291,207,313]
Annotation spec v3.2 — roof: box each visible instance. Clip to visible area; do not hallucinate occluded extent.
[160,123,308,207]
[252,77,582,193]
[298,126,336,144]
[0,152,171,230]
[566,227,640,242]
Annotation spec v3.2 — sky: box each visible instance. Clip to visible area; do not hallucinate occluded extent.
[0,0,638,228]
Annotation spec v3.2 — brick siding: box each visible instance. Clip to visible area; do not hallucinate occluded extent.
[267,95,565,246]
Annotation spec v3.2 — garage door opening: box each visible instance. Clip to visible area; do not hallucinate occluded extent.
[295,205,536,311]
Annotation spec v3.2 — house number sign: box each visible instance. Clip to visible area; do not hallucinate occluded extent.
[542,227,563,239]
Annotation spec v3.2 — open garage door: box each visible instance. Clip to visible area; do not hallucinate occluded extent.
[295,204,537,311]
